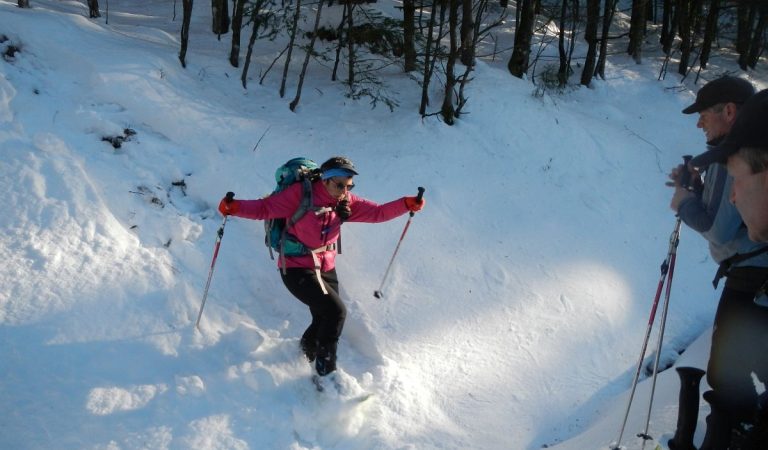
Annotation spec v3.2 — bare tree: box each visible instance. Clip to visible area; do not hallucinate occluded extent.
[280,0,302,98]
[179,0,194,67]
[441,0,459,124]
[699,0,719,69]
[660,0,676,54]
[628,0,647,62]
[420,0,442,115]
[581,0,599,86]
[557,0,579,85]
[507,0,535,77]
[87,0,101,18]
[290,0,326,111]
[212,0,230,36]
[229,0,247,67]
[403,0,417,71]
[460,0,475,66]
[745,2,767,69]
[595,0,616,78]
[736,0,754,68]
[677,0,692,75]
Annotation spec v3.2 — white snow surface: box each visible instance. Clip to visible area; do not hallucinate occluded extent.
[0,1,766,449]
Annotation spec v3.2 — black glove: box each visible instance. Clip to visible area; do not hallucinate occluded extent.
[336,199,351,220]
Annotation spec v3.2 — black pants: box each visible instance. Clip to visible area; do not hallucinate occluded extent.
[707,271,768,422]
[280,268,347,351]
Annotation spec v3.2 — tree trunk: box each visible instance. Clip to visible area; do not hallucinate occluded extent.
[736,1,753,57]
[280,0,302,98]
[403,0,417,72]
[179,0,194,67]
[737,2,757,70]
[441,0,459,124]
[558,0,569,84]
[241,0,267,88]
[229,0,247,67]
[581,0,599,86]
[660,0,675,54]
[87,0,101,17]
[677,0,691,75]
[419,0,440,115]
[628,0,647,63]
[699,0,718,69]
[507,0,535,78]
[332,3,348,81]
[212,0,230,36]
[460,0,475,66]
[290,0,325,111]
[347,2,356,87]
[746,3,767,69]
[595,0,616,78]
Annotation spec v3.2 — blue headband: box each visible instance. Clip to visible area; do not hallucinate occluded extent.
[322,168,356,180]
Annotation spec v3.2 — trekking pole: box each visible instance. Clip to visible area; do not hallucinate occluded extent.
[612,156,690,449]
[638,224,681,446]
[611,217,682,450]
[196,192,234,330]
[374,187,425,299]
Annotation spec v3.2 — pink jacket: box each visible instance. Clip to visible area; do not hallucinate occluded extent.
[232,181,410,271]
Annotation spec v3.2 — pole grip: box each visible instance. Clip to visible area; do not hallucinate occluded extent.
[679,155,693,191]
[409,187,425,217]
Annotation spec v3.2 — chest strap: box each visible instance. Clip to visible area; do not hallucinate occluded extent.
[713,245,768,289]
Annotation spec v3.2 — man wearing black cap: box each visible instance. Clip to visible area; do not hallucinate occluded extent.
[711,88,768,449]
[667,77,768,449]
[702,88,768,244]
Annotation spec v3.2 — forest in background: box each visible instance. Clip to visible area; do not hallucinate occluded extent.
[12,0,767,123]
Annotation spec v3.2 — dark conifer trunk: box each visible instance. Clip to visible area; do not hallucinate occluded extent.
[595,0,616,78]
[403,0,417,72]
[628,0,647,63]
[581,0,599,86]
[441,0,459,124]
[507,0,535,78]
[179,0,194,67]
[88,0,101,18]
[229,0,247,67]
[212,0,230,36]
[676,0,692,75]
[746,3,767,69]
[460,0,475,66]
[699,0,719,69]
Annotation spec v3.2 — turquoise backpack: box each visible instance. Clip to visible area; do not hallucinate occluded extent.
[264,157,321,262]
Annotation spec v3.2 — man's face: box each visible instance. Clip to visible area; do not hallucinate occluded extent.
[697,104,732,142]
[727,153,768,242]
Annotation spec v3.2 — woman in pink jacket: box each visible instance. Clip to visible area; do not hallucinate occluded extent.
[218,157,424,379]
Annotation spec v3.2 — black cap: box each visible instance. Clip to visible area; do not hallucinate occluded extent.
[682,76,755,114]
[320,156,358,175]
[690,89,768,167]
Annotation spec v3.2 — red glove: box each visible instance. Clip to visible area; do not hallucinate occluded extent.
[218,196,240,216]
[404,196,425,212]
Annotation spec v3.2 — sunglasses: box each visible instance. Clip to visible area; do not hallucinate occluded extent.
[334,181,355,191]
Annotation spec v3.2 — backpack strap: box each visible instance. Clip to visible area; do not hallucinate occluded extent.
[712,245,768,289]
[279,177,315,274]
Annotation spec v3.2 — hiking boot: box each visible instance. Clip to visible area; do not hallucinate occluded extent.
[668,367,706,450]
[700,390,734,450]
[300,337,316,363]
[315,342,337,376]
